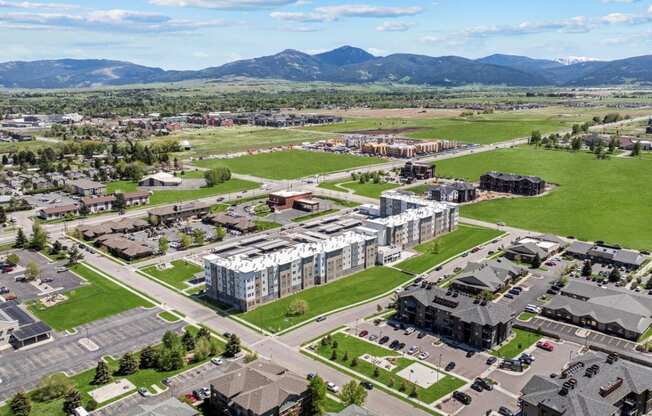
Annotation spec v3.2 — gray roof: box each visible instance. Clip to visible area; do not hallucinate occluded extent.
[400,287,514,326]
[123,398,198,416]
[483,171,544,183]
[566,242,644,267]
[454,258,525,292]
[544,281,652,334]
[521,352,652,416]
[327,405,377,416]
[506,242,547,258]
[68,178,105,190]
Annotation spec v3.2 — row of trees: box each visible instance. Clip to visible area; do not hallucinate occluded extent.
[308,375,368,416]
[14,223,48,252]
[351,171,383,185]
[157,226,226,255]
[204,167,232,187]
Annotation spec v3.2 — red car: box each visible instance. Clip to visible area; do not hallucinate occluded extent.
[537,341,555,351]
[359,330,369,338]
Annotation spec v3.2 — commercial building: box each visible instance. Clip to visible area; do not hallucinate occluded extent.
[451,258,527,295]
[400,161,435,181]
[81,195,115,213]
[138,172,182,187]
[95,234,154,261]
[37,204,80,220]
[122,191,150,207]
[520,351,652,416]
[204,231,377,311]
[397,286,514,350]
[504,235,564,264]
[267,191,319,212]
[565,241,646,270]
[208,360,309,416]
[366,191,458,249]
[148,202,211,225]
[542,280,652,341]
[66,179,106,196]
[0,309,19,350]
[480,172,545,196]
[428,182,477,203]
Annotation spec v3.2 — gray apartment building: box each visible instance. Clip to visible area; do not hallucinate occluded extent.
[428,182,477,203]
[565,241,646,270]
[520,352,652,416]
[397,286,514,350]
[451,258,527,295]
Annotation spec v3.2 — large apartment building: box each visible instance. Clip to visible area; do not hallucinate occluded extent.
[366,191,458,248]
[480,171,545,196]
[204,231,377,311]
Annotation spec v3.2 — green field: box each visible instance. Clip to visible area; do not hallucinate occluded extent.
[396,225,503,275]
[28,263,153,330]
[238,267,413,333]
[314,332,465,404]
[141,260,202,290]
[319,180,400,199]
[107,178,259,205]
[193,150,386,180]
[301,112,579,144]
[436,146,652,250]
[144,126,337,156]
[491,328,542,359]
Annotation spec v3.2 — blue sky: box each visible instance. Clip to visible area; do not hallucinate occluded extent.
[2,0,652,69]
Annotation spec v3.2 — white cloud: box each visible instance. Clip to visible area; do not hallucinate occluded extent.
[366,47,386,56]
[0,1,79,9]
[271,4,423,22]
[376,21,414,32]
[149,0,296,9]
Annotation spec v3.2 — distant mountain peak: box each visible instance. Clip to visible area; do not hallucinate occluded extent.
[314,46,375,67]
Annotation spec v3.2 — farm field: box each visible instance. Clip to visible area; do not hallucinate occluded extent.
[28,263,153,331]
[106,178,259,205]
[319,179,400,199]
[144,126,337,156]
[436,146,652,250]
[238,267,412,333]
[396,225,503,275]
[193,150,386,180]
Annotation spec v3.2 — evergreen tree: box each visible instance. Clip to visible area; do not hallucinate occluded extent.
[14,228,27,248]
[608,267,621,283]
[581,260,593,277]
[139,345,158,369]
[162,331,181,350]
[225,333,241,358]
[92,361,111,385]
[182,331,196,352]
[29,222,48,251]
[9,392,31,416]
[62,389,81,415]
[197,327,211,340]
[117,352,138,376]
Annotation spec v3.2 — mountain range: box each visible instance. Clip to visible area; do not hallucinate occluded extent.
[1,46,652,89]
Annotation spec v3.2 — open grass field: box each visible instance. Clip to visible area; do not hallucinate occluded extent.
[436,146,652,250]
[141,260,202,290]
[396,225,503,275]
[106,178,259,205]
[319,179,400,199]
[491,328,542,359]
[28,263,153,331]
[313,332,465,405]
[238,267,413,333]
[144,125,337,157]
[193,150,386,180]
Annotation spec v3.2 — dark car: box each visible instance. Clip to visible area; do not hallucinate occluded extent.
[466,351,475,358]
[504,293,514,299]
[379,336,389,344]
[361,381,374,390]
[445,361,456,371]
[453,390,472,405]
[498,407,514,416]
[359,330,368,338]
[397,342,406,350]
[389,340,399,349]
[486,356,498,365]
[470,382,483,392]
[316,316,327,322]
[476,378,493,391]
[417,331,426,339]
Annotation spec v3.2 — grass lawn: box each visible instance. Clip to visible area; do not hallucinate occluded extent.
[141,260,202,290]
[254,220,283,231]
[517,312,536,321]
[323,398,346,413]
[291,209,339,223]
[107,178,259,206]
[28,263,154,331]
[491,328,542,359]
[436,146,652,250]
[193,150,386,180]
[315,333,465,404]
[396,225,503,275]
[238,267,413,333]
[402,184,432,195]
[319,180,400,199]
[638,326,652,343]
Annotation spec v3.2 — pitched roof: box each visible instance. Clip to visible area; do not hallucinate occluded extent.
[454,258,524,292]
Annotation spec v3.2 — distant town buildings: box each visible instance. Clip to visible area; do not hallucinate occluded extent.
[480,172,546,196]
[65,179,106,196]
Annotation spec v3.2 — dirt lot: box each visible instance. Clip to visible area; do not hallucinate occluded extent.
[299,108,463,119]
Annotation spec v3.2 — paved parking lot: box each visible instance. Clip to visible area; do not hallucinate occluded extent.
[0,249,82,302]
[0,307,183,400]
[438,386,518,416]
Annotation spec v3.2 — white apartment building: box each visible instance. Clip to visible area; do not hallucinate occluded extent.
[204,231,377,311]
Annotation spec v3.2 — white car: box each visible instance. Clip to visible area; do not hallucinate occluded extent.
[417,352,430,360]
[407,345,419,355]
[211,357,224,365]
[327,381,339,393]
[525,305,541,314]
[405,327,416,335]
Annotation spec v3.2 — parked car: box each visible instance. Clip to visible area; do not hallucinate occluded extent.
[445,361,456,371]
[326,382,339,393]
[537,341,555,351]
[453,390,472,405]
[417,351,430,360]
[162,378,172,386]
[525,304,541,314]
[508,289,520,296]
[359,330,368,338]
[0,287,9,294]
[470,382,484,392]
[138,387,150,397]
[306,373,316,380]
[211,357,224,365]
[475,378,493,391]
[407,345,419,355]
[379,336,389,344]
[417,331,426,339]
[56,267,68,273]
[368,335,378,342]
[397,342,406,351]
[486,356,498,365]
[405,327,415,335]
[361,381,374,390]
[315,316,327,322]
[498,406,514,416]
[389,340,399,349]
[465,351,475,358]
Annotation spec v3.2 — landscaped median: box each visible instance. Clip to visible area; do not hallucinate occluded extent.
[139,260,203,291]
[236,267,414,334]
[302,329,465,416]
[396,224,504,275]
[491,328,542,359]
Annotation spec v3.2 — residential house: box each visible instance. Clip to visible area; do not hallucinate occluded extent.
[95,234,154,261]
[81,195,116,214]
[565,241,646,270]
[480,172,546,196]
[122,191,150,207]
[208,360,309,416]
[397,286,514,350]
[520,351,652,416]
[37,204,80,220]
[451,258,527,295]
[66,179,106,196]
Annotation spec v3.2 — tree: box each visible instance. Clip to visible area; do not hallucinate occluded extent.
[287,299,309,316]
[139,345,158,369]
[158,236,169,255]
[531,253,542,269]
[157,347,185,371]
[192,229,205,246]
[339,381,367,407]
[571,137,582,151]
[51,240,63,255]
[113,193,126,211]
[62,389,81,415]
[117,352,138,376]
[581,260,593,277]
[182,331,196,352]
[197,327,211,340]
[67,245,83,265]
[215,226,226,241]
[409,384,418,398]
[204,167,231,187]
[530,130,542,146]
[25,261,40,281]
[225,333,241,358]
[14,228,27,248]
[33,374,72,402]
[194,337,211,362]
[92,361,111,385]
[6,253,19,266]
[9,392,31,416]
[631,140,642,157]
[162,331,181,349]
[373,366,379,378]
[29,222,48,251]
[179,233,192,250]
[608,267,621,283]
[0,206,6,224]
[350,357,358,367]
[308,375,327,416]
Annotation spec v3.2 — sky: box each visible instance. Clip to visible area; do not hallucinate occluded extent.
[2,0,652,69]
